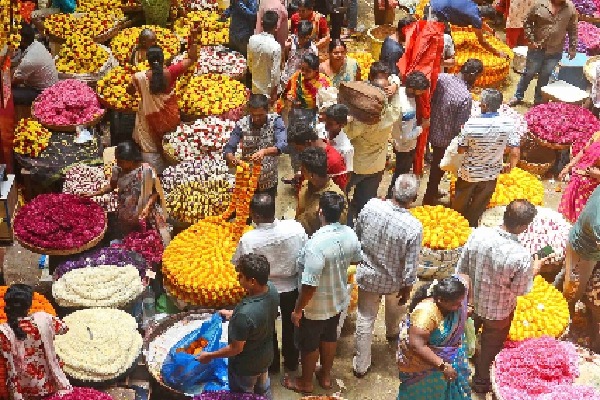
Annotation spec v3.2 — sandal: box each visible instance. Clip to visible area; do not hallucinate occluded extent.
[315,367,333,390]
[280,374,313,395]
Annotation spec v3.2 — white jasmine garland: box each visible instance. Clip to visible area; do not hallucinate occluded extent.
[173,47,246,78]
[52,265,143,308]
[55,309,142,382]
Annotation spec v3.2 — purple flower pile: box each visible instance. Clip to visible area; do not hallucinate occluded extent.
[54,247,148,279]
[14,193,105,250]
[112,222,164,265]
[572,0,596,16]
[564,21,600,55]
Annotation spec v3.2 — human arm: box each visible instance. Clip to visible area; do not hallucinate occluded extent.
[507,146,520,172]
[198,310,248,363]
[355,64,362,82]
[291,284,318,326]
[291,245,324,326]
[223,124,243,166]
[236,0,258,17]
[442,35,456,68]
[270,47,283,103]
[567,10,579,58]
[397,230,422,305]
[251,116,286,162]
[198,340,245,363]
[523,4,538,46]
[315,16,330,48]
[474,28,507,59]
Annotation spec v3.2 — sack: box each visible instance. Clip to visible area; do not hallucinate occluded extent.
[146,94,181,140]
[465,317,476,358]
[161,313,228,394]
[338,81,386,125]
[440,136,464,175]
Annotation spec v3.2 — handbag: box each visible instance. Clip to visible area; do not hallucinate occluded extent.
[440,136,465,175]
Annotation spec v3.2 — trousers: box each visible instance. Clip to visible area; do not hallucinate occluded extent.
[514,49,561,104]
[452,177,497,227]
[473,312,513,383]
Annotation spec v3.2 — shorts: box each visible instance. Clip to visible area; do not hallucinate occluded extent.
[295,313,341,353]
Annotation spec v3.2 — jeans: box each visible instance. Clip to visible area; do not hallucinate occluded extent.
[272,289,299,371]
[452,178,497,227]
[473,313,513,384]
[347,0,358,30]
[353,288,407,374]
[228,369,272,400]
[514,49,561,104]
[387,149,416,198]
[346,171,384,228]
[423,145,447,203]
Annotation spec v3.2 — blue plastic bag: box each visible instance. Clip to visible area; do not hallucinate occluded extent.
[161,313,228,394]
[52,0,76,13]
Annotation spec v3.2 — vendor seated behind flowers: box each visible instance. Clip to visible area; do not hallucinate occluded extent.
[0,284,72,400]
[86,141,170,245]
[130,28,157,67]
[11,23,58,106]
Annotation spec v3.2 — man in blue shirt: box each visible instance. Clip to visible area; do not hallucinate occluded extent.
[221,0,259,57]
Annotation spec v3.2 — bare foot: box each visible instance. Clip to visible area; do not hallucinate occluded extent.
[281,374,313,394]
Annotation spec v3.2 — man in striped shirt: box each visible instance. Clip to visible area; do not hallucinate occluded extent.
[452,89,520,227]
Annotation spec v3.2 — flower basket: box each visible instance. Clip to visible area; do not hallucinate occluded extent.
[417,246,463,281]
[15,214,107,256]
[533,134,572,151]
[32,102,106,133]
[584,55,600,83]
[144,310,216,400]
[517,159,553,177]
[56,45,118,87]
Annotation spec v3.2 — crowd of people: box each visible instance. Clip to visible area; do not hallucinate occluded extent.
[7,0,600,399]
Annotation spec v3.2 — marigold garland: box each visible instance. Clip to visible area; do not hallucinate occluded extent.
[409,205,471,250]
[13,119,52,157]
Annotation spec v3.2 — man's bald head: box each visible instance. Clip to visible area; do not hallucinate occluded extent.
[139,29,157,50]
[250,193,276,223]
[503,199,537,234]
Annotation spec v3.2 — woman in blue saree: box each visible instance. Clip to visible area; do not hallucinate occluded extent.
[396,275,472,400]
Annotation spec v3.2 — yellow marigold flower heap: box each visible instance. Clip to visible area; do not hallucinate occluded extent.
[176,74,247,117]
[1,0,21,51]
[76,0,122,13]
[44,10,125,40]
[450,26,513,87]
[450,167,544,208]
[96,66,140,111]
[509,276,570,341]
[14,119,52,157]
[348,52,374,81]
[409,205,471,250]
[56,35,109,74]
[174,10,229,46]
[162,162,261,307]
[166,179,233,224]
[111,26,179,66]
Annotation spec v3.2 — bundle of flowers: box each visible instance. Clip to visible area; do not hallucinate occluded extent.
[56,35,109,74]
[112,222,164,265]
[188,0,219,10]
[565,21,600,55]
[409,205,471,250]
[53,265,143,308]
[13,118,52,157]
[167,180,233,224]
[44,10,125,40]
[63,164,117,212]
[572,0,597,16]
[518,207,571,259]
[471,101,527,140]
[161,157,233,194]
[111,26,180,66]
[173,46,246,78]
[96,66,140,111]
[176,74,247,119]
[163,116,236,160]
[509,276,570,341]
[348,52,374,81]
[450,27,513,87]
[0,286,56,322]
[54,309,142,382]
[55,247,148,279]
[33,80,104,127]
[525,103,600,154]
[0,0,21,51]
[46,387,114,400]
[163,163,261,306]
[174,11,229,46]
[495,337,584,399]
[14,193,106,251]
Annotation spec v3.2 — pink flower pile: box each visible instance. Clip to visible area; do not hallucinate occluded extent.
[537,385,600,400]
[525,103,600,154]
[14,193,106,250]
[46,387,113,400]
[112,221,163,265]
[33,79,104,126]
[565,22,600,55]
[495,337,593,399]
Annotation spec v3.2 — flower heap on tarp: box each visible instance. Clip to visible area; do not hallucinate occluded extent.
[54,309,142,382]
[53,265,144,308]
[163,117,236,161]
[63,164,117,213]
[96,66,140,111]
[161,158,233,194]
[110,26,180,67]
[409,205,471,250]
[509,276,570,341]
[173,46,247,78]
[174,10,229,46]
[495,337,600,399]
[56,35,109,74]
[14,193,106,251]
[176,74,248,120]
[33,79,104,127]
[166,180,233,224]
[162,162,261,307]
[54,247,148,279]
[13,119,52,157]
[526,103,600,155]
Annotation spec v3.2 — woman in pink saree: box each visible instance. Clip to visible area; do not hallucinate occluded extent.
[559,132,600,223]
[0,284,71,400]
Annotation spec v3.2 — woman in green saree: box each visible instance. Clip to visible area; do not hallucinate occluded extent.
[396,275,472,400]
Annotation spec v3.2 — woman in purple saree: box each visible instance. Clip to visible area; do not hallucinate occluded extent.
[396,275,472,400]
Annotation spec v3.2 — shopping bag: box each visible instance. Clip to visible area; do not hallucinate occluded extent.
[161,313,227,393]
[465,317,476,358]
[440,136,464,175]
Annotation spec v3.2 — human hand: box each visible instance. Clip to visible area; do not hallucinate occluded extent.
[568,50,576,60]
[291,310,302,327]
[587,166,600,180]
[197,352,212,364]
[442,364,458,381]
[498,51,509,60]
[528,42,541,50]
[226,156,241,168]
[250,149,266,163]
[218,309,234,320]
[558,164,572,181]
[421,118,430,129]
[396,286,412,306]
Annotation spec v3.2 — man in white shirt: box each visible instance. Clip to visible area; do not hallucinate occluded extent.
[387,71,430,199]
[453,88,520,226]
[232,193,307,373]
[247,11,282,104]
[12,23,58,105]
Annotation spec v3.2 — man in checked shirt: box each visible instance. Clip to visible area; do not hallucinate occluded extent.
[456,199,547,394]
[352,174,423,378]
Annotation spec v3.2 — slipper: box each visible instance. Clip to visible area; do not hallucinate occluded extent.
[280,374,313,395]
[315,367,334,390]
